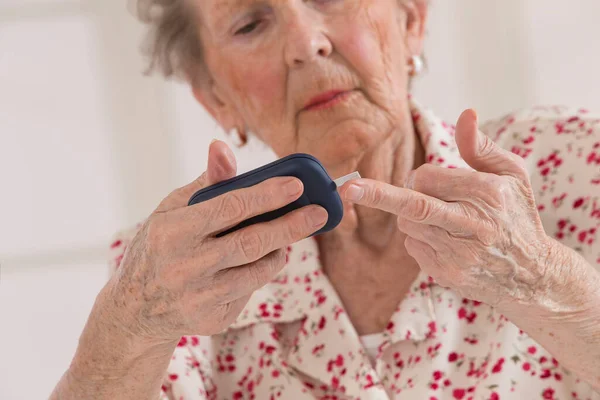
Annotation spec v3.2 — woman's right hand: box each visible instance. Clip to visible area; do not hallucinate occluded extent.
[51,140,327,399]
[106,140,329,341]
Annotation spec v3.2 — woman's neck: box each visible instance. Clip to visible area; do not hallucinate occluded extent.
[323,115,425,249]
[314,117,426,335]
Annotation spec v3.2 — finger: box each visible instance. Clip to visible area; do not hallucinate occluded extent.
[403,237,451,288]
[340,178,470,228]
[184,175,306,235]
[213,204,328,267]
[396,216,453,251]
[212,249,287,302]
[405,164,502,208]
[455,109,528,181]
[156,140,237,212]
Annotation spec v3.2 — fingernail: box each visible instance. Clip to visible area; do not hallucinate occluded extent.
[283,178,302,196]
[308,207,328,227]
[210,138,218,145]
[345,184,364,202]
[405,172,415,190]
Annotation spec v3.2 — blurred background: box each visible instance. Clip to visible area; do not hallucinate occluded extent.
[2,1,600,398]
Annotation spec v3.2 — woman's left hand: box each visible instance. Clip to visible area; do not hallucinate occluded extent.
[340,109,558,311]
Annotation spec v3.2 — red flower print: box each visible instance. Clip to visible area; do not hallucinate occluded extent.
[528,346,537,354]
[573,197,585,209]
[554,373,562,381]
[433,370,443,381]
[265,345,276,354]
[466,312,477,324]
[314,289,327,306]
[453,388,466,399]
[491,358,505,373]
[318,316,327,330]
[177,336,187,347]
[522,362,531,371]
[448,352,458,362]
[168,374,178,381]
[540,369,552,379]
[542,387,555,399]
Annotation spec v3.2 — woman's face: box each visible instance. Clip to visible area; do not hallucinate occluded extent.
[191,0,427,171]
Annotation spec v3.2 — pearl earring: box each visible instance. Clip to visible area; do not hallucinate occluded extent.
[409,55,424,77]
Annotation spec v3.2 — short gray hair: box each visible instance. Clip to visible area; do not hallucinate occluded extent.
[136,0,202,80]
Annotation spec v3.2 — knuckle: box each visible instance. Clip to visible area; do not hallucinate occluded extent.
[416,163,435,175]
[478,136,496,158]
[144,215,169,252]
[201,243,227,271]
[239,231,265,261]
[219,192,246,221]
[247,263,268,289]
[413,197,433,221]
[475,222,497,246]
[371,186,387,206]
[217,276,239,301]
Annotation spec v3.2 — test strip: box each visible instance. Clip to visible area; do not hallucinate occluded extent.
[333,171,361,188]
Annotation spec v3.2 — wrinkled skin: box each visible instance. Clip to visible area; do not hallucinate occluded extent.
[51,0,600,398]
[109,141,328,340]
[341,109,553,310]
[192,0,424,179]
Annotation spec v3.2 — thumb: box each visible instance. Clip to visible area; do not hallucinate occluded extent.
[206,139,237,183]
[455,109,527,179]
[156,139,237,212]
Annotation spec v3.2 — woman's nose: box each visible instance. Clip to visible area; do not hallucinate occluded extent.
[283,14,332,68]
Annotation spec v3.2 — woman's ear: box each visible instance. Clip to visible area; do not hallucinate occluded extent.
[190,68,244,133]
[401,0,429,58]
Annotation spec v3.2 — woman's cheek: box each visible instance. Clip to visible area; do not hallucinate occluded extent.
[225,55,286,124]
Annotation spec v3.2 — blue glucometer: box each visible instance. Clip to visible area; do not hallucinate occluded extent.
[188,153,350,237]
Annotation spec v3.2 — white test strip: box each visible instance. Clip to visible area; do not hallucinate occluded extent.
[333,171,361,188]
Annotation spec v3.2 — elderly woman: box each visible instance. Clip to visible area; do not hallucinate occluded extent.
[51,0,600,399]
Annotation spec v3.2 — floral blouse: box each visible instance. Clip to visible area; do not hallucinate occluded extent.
[109,100,600,400]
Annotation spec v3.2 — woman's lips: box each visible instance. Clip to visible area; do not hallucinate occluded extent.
[303,90,353,111]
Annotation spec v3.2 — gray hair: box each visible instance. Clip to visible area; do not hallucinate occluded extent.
[136,0,202,80]
[136,0,424,81]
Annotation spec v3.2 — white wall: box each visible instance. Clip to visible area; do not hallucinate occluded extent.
[2,1,600,399]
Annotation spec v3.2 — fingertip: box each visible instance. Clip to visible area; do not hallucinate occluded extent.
[208,140,237,182]
[455,109,480,160]
[457,109,478,132]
